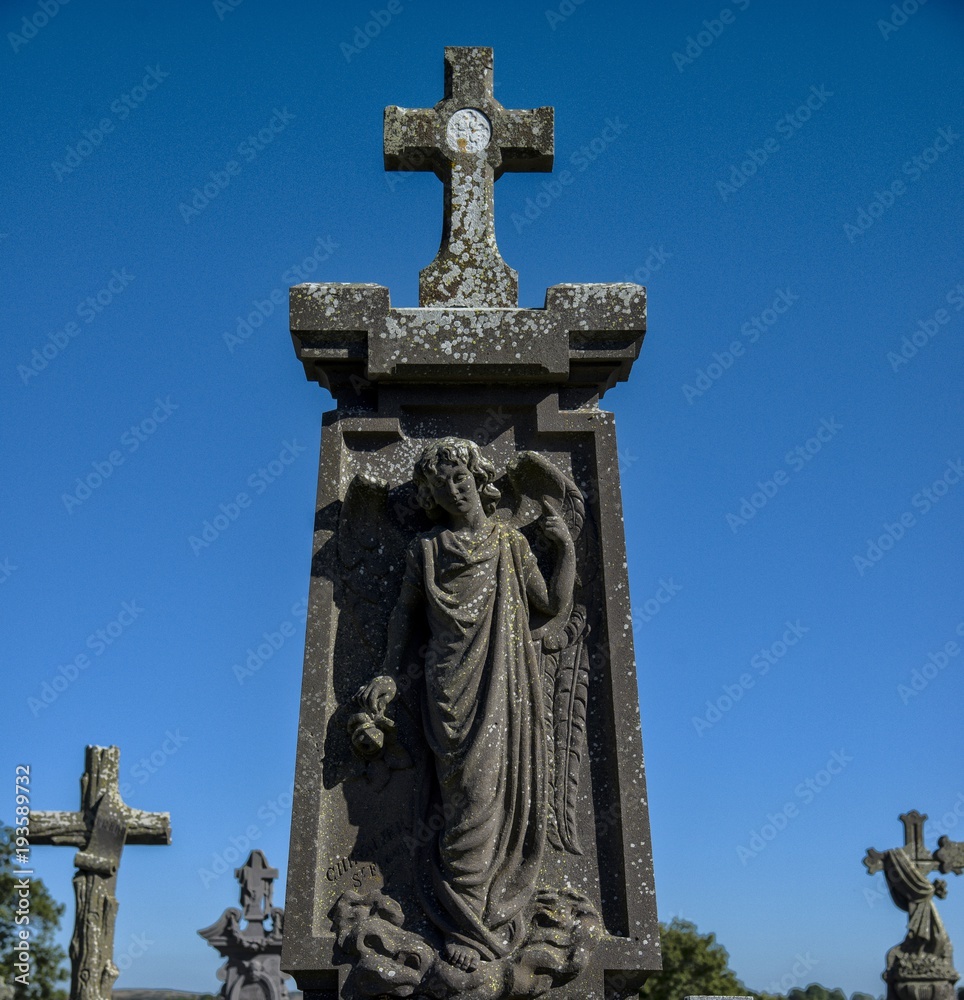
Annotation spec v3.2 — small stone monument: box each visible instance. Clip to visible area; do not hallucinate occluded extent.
[27,745,171,1000]
[864,810,964,1000]
[283,47,659,999]
[198,849,291,999]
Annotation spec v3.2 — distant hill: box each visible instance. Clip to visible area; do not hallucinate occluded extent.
[112,991,303,999]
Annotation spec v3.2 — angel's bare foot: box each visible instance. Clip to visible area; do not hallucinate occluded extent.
[444,940,480,972]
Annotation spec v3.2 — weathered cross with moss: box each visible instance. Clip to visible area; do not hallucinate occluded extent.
[384,46,553,307]
[28,745,171,1000]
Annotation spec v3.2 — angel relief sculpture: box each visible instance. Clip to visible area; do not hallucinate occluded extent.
[331,437,601,999]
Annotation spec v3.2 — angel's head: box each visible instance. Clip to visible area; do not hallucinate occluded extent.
[413,437,501,521]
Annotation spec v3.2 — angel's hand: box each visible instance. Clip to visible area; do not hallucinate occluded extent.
[540,498,572,546]
[356,675,397,715]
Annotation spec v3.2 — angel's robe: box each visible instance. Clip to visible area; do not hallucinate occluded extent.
[401,518,548,960]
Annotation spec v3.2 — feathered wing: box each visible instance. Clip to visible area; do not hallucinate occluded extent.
[505,450,583,536]
[506,451,592,856]
[547,607,590,855]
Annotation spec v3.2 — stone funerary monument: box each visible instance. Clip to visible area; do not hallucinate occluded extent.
[199,849,291,999]
[283,47,659,999]
[864,810,964,1000]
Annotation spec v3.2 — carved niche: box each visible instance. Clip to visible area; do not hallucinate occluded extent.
[323,436,606,999]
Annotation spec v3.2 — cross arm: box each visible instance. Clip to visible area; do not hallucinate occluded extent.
[27,811,87,847]
[863,847,885,874]
[936,837,964,876]
[119,807,171,845]
[28,808,171,846]
[493,108,554,173]
[384,107,439,172]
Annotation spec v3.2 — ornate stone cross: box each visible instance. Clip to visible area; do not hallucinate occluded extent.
[384,46,553,307]
[237,848,279,921]
[198,849,289,1000]
[864,810,964,1000]
[292,50,642,405]
[28,745,171,1000]
[864,809,964,879]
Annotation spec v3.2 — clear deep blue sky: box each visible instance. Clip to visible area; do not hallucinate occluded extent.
[3,0,963,994]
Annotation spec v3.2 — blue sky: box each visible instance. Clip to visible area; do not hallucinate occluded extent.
[2,0,963,994]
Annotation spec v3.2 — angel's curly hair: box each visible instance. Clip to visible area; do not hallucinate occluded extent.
[413,437,501,518]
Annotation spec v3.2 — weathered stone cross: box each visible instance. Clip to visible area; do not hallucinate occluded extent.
[864,810,964,1000]
[199,850,289,1000]
[864,809,964,879]
[384,46,553,307]
[292,48,642,405]
[237,848,279,920]
[28,745,171,1000]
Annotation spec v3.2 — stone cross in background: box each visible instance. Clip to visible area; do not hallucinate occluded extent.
[284,45,659,1000]
[864,810,964,1000]
[198,849,290,1000]
[27,745,171,1000]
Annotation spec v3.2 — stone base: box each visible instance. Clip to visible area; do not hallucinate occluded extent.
[330,886,602,999]
[887,979,959,1000]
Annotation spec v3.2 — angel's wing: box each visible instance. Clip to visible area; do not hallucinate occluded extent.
[506,450,585,538]
[546,607,590,856]
[507,451,594,856]
[505,450,600,595]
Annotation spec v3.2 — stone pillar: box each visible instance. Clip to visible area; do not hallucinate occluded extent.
[282,47,660,1000]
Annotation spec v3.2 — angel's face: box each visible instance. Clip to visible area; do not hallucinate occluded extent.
[428,460,483,521]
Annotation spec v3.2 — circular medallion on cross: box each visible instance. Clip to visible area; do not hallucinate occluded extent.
[446,108,491,153]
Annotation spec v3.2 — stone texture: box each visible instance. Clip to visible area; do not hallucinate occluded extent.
[198,850,291,999]
[864,811,963,1000]
[283,47,659,1000]
[27,745,171,1000]
[290,283,645,397]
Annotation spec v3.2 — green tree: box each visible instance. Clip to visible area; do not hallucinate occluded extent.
[788,986,879,1000]
[641,918,757,1000]
[0,823,68,999]
[789,987,846,1000]
[640,921,881,1000]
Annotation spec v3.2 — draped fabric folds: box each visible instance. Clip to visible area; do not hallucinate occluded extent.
[882,848,951,956]
[404,521,547,960]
